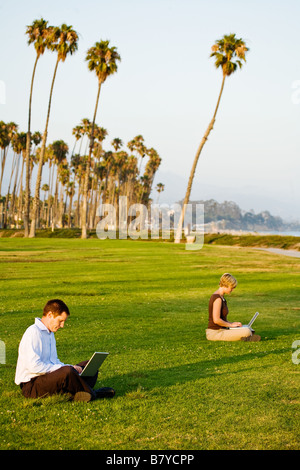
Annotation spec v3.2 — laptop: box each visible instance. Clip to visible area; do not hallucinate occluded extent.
[229,312,259,330]
[80,352,109,377]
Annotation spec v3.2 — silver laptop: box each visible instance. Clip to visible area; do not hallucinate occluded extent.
[229,312,259,330]
[80,352,109,377]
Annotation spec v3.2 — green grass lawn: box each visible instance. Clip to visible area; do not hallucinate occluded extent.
[0,238,299,450]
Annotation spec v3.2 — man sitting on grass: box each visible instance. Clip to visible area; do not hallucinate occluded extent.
[15,299,115,402]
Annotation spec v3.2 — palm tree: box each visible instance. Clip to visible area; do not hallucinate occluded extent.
[48,140,69,229]
[128,135,147,173]
[24,18,49,237]
[70,153,85,226]
[174,34,248,243]
[29,23,78,237]
[111,137,123,152]
[0,121,18,197]
[66,180,75,228]
[140,148,161,206]
[123,154,138,207]
[0,122,11,196]
[155,183,165,203]
[57,161,70,228]
[11,132,27,227]
[4,130,24,226]
[81,40,121,239]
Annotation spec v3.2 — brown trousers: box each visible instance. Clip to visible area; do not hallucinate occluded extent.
[20,361,98,399]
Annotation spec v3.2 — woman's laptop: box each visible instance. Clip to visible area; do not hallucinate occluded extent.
[229,312,259,329]
[80,352,109,377]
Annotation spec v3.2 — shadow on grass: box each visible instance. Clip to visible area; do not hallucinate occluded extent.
[103,347,290,397]
[9,347,290,404]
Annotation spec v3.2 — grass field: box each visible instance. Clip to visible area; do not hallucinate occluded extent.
[0,238,299,450]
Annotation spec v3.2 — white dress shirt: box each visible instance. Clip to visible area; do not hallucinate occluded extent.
[15,318,66,385]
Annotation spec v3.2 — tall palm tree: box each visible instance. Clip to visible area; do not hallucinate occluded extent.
[70,153,85,226]
[29,24,78,237]
[111,137,123,152]
[5,131,24,226]
[0,122,11,196]
[48,140,69,229]
[66,180,75,228]
[0,121,18,196]
[140,148,161,206]
[24,18,49,237]
[155,182,165,203]
[174,34,248,243]
[128,135,147,173]
[13,132,27,228]
[81,40,121,239]
[123,154,138,207]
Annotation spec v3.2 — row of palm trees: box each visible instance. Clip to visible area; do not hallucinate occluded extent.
[2,19,249,240]
[0,119,163,231]
[0,18,163,236]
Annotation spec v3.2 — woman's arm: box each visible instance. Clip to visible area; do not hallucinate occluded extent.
[212,298,242,328]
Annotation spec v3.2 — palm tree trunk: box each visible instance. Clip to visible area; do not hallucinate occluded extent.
[174,74,226,243]
[0,146,8,196]
[17,158,25,227]
[4,152,17,227]
[11,154,20,211]
[76,178,82,227]
[52,171,59,229]
[68,193,73,228]
[29,58,59,238]
[24,55,39,237]
[81,80,102,239]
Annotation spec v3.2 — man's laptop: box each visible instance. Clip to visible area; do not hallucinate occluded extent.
[80,352,109,377]
[229,312,259,330]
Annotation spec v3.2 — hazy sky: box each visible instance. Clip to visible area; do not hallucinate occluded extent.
[1,0,300,220]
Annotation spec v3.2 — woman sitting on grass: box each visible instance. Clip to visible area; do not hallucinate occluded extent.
[206,273,261,342]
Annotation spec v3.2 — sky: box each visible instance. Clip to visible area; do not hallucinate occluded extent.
[1,0,300,221]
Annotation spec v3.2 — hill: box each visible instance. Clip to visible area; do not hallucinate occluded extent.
[185,199,300,233]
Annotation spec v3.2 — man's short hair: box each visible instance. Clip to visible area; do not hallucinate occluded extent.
[43,299,70,317]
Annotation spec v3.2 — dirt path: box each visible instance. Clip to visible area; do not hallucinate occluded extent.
[255,247,300,258]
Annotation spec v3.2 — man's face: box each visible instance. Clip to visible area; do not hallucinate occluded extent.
[47,312,68,332]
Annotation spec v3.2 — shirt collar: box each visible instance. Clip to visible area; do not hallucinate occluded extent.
[35,317,51,334]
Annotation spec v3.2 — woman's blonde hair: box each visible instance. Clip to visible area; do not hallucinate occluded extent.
[219,273,237,288]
